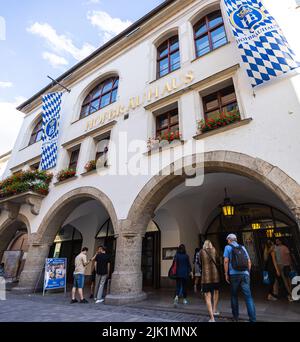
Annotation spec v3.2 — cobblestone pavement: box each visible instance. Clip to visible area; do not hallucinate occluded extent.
[0,293,227,323]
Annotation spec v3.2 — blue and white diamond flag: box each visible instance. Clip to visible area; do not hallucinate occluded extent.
[40,92,63,170]
[223,0,300,87]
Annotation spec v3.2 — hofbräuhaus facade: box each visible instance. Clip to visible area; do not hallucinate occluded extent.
[1,0,300,304]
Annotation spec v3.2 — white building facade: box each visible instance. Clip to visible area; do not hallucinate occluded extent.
[1,0,300,303]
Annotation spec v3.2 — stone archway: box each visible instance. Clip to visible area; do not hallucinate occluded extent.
[107,151,300,304]
[0,214,31,260]
[17,186,118,292]
[0,214,31,283]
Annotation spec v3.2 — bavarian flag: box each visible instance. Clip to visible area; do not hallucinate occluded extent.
[40,92,63,171]
[223,0,300,87]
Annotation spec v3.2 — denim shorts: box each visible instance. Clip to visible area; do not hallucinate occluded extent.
[73,274,85,289]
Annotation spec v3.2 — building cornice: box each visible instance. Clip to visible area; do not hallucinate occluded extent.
[17,0,197,115]
[0,151,12,160]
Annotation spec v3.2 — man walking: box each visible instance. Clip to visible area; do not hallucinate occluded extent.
[224,234,256,322]
[71,247,92,304]
[94,246,111,304]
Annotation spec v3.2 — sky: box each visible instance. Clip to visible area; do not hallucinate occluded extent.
[0,0,164,156]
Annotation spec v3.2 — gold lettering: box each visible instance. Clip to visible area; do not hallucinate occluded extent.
[118,105,126,115]
[98,114,106,125]
[85,120,93,132]
[184,71,194,84]
[128,96,140,110]
[172,78,178,90]
[161,81,173,96]
[109,109,118,120]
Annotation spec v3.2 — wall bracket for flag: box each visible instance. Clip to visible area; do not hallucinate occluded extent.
[47,75,71,93]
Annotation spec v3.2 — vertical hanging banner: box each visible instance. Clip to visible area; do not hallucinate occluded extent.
[223,0,300,87]
[41,92,63,170]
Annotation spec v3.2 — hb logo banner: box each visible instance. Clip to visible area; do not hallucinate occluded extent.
[223,0,300,87]
[41,92,63,171]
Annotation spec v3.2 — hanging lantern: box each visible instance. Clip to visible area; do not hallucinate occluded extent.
[221,188,235,218]
[251,223,261,230]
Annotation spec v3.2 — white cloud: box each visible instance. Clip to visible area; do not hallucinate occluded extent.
[27,22,96,61]
[0,81,13,88]
[87,10,132,43]
[42,52,69,68]
[0,97,26,156]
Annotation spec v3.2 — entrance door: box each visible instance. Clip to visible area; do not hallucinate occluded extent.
[142,231,161,289]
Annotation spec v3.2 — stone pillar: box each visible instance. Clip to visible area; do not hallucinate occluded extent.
[14,243,51,293]
[106,221,147,305]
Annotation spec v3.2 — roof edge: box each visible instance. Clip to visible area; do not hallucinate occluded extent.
[0,150,12,160]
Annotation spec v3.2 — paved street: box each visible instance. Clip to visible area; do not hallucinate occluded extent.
[0,293,223,323]
[1,287,299,322]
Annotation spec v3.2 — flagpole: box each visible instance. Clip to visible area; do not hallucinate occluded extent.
[47,75,71,93]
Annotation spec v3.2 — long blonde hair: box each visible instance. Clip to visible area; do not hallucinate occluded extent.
[203,240,213,250]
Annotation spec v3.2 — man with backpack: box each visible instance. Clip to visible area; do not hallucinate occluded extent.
[224,234,256,322]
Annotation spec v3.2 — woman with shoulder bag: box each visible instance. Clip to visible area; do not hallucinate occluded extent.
[200,240,221,322]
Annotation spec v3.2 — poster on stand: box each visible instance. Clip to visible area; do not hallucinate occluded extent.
[43,258,67,295]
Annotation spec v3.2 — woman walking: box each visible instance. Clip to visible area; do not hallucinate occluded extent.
[265,240,281,301]
[173,244,193,306]
[193,248,201,293]
[200,240,220,322]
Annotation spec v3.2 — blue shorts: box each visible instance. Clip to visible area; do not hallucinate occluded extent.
[73,274,85,289]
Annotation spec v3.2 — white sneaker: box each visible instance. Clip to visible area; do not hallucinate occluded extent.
[183,299,189,305]
[173,296,179,306]
[208,318,215,322]
[95,299,104,304]
[214,312,220,316]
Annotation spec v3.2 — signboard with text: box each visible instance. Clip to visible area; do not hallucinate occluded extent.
[43,258,67,295]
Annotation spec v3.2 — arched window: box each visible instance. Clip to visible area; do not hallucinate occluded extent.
[29,118,43,145]
[157,36,180,78]
[194,10,227,58]
[80,76,119,119]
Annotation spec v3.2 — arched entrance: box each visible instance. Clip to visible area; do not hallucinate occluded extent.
[108,151,300,304]
[0,217,30,284]
[205,203,300,282]
[17,187,118,292]
[49,225,83,283]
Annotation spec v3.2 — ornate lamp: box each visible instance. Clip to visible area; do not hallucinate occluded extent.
[251,223,261,230]
[221,188,235,218]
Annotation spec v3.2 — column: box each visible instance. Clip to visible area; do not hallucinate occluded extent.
[14,243,51,293]
[106,221,147,305]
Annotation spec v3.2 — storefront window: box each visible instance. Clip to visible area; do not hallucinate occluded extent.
[29,118,43,145]
[202,85,239,121]
[194,10,227,58]
[157,36,180,78]
[80,77,119,119]
[68,148,80,171]
[156,108,179,138]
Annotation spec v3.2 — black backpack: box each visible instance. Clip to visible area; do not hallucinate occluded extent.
[230,244,249,272]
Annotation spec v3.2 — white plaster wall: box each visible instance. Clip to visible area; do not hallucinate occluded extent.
[2,0,300,236]
[154,209,181,277]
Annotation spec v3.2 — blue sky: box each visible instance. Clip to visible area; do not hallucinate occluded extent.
[0,0,163,155]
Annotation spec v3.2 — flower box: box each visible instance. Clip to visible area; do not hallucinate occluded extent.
[198,110,241,133]
[0,170,53,200]
[84,160,97,173]
[148,130,181,151]
[56,169,76,182]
